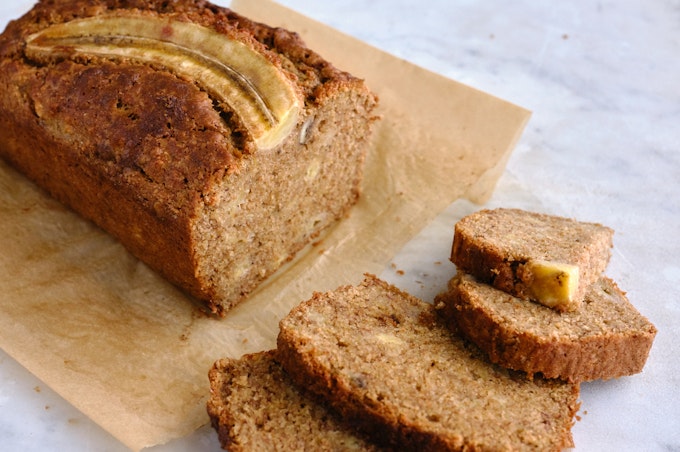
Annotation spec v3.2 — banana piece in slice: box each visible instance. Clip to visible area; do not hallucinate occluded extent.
[525,260,580,311]
[24,14,301,150]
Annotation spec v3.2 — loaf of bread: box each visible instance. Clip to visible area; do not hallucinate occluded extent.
[451,208,614,311]
[277,275,579,451]
[0,0,378,314]
[207,350,379,451]
[436,273,657,382]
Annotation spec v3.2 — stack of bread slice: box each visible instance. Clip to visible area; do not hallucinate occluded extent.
[208,277,580,450]
[436,208,657,383]
[206,208,655,450]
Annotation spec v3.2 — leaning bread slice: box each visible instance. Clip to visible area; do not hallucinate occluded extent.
[277,275,580,451]
[451,208,614,311]
[207,350,379,451]
[436,273,657,382]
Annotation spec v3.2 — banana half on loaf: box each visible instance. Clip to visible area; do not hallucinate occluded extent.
[0,0,379,315]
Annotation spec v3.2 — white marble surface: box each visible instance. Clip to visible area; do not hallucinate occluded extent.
[1,0,678,450]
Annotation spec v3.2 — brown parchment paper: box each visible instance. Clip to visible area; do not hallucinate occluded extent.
[0,0,530,450]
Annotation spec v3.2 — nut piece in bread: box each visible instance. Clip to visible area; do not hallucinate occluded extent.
[207,350,378,451]
[436,273,657,382]
[277,275,580,451]
[451,208,614,311]
[0,0,378,315]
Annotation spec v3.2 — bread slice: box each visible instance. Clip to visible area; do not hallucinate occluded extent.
[451,208,614,311]
[207,350,379,451]
[436,273,657,382]
[277,275,580,451]
[0,0,378,315]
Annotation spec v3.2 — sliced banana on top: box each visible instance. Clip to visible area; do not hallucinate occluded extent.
[525,259,580,311]
[24,14,301,150]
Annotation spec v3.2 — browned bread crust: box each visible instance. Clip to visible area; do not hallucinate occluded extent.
[451,208,614,311]
[207,350,378,451]
[437,273,657,382]
[0,0,378,314]
[277,275,579,451]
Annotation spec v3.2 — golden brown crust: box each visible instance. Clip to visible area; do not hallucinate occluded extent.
[451,208,614,310]
[0,0,352,208]
[278,275,579,451]
[0,59,221,297]
[0,0,378,314]
[437,273,657,382]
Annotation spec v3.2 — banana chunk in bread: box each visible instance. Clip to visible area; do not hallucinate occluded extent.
[207,350,379,451]
[451,208,614,311]
[277,275,579,451]
[0,0,378,315]
[436,273,657,382]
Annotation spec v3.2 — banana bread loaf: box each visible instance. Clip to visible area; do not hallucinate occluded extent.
[0,0,378,315]
[451,208,614,311]
[207,350,379,451]
[436,273,657,382]
[277,275,580,451]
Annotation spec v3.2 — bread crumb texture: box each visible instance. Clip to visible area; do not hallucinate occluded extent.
[207,350,378,451]
[277,275,579,451]
[451,208,614,311]
[438,274,657,382]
